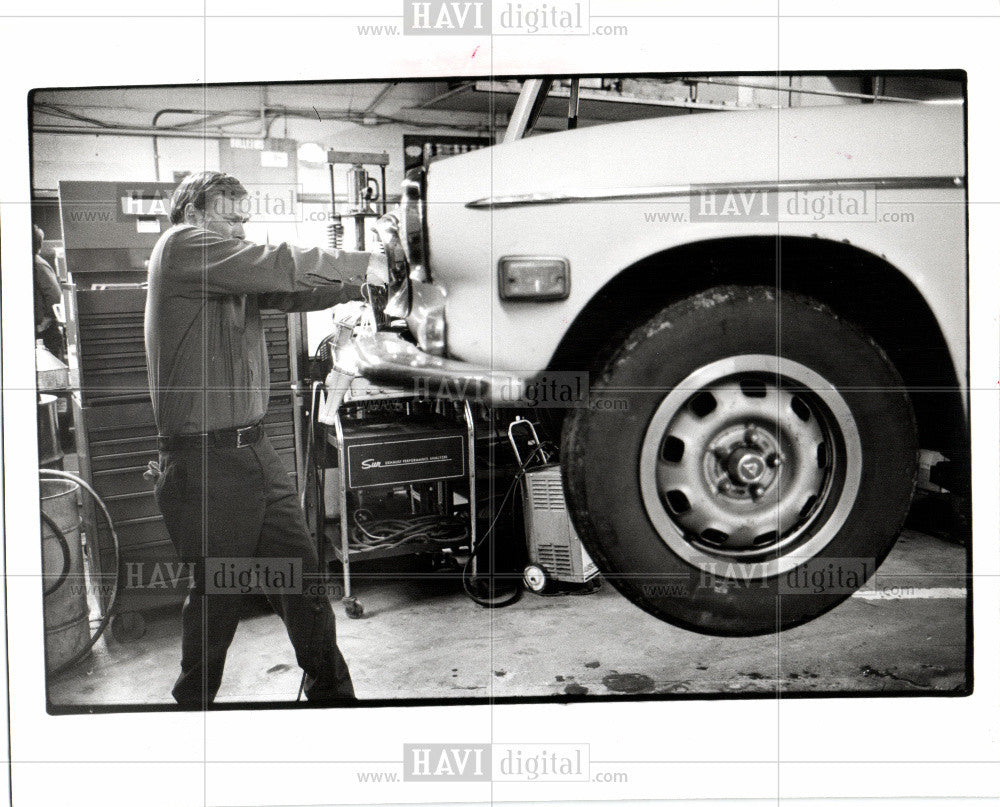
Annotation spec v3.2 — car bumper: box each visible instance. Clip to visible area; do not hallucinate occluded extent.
[340,331,533,406]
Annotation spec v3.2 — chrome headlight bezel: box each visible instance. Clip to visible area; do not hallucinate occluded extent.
[399,166,428,282]
[372,211,410,318]
[406,280,447,356]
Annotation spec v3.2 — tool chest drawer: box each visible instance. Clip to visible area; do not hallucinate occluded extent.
[68,285,304,614]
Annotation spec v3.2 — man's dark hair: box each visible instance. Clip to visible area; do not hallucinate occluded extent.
[32,224,44,254]
[169,171,248,225]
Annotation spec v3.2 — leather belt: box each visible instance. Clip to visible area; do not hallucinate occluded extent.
[158,421,264,451]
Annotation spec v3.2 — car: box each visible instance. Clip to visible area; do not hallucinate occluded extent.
[344,77,968,636]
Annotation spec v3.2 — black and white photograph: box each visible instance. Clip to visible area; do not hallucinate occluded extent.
[32,73,971,711]
[2,4,999,807]
[29,71,972,711]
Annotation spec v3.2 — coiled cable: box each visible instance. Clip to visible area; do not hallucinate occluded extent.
[40,510,72,597]
[461,444,546,609]
[349,509,469,552]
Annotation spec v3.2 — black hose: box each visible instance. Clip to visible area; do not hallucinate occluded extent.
[462,532,522,609]
[39,469,122,678]
[299,380,325,515]
[349,511,468,551]
[461,445,544,609]
[312,383,327,555]
[299,380,327,703]
[304,381,327,556]
[40,510,72,597]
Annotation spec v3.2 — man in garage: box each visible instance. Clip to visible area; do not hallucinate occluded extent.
[33,224,65,358]
[145,170,386,707]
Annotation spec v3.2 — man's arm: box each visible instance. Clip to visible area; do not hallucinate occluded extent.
[166,225,383,298]
[259,256,389,312]
[35,256,62,312]
[258,288,355,312]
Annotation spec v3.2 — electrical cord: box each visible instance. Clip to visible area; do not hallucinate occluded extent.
[40,510,72,597]
[299,381,327,704]
[461,444,546,609]
[35,100,498,136]
[529,578,603,598]
[38,469,122,677]
[296,351,544,697]
[349,510,469,552]
[299,380,325,515]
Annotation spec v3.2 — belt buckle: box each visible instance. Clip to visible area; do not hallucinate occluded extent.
[235,424,256,448]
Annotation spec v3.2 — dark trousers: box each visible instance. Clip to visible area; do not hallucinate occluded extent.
[39,321,66,361]
[153,434,355,707]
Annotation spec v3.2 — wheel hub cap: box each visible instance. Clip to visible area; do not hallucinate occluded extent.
[708,424,783,498]
[732,450,765,485]
[638,355,863,580]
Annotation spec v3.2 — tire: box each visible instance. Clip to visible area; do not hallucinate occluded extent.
[562,285,918,636]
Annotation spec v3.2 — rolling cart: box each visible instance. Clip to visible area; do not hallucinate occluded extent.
[507,417,599,594]
[324,382,477,618]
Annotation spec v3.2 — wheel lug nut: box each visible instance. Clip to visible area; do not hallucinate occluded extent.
[749,484,764,500]
[767,454,782,468]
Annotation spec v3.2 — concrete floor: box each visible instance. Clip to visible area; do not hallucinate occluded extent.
[47,527,967,708]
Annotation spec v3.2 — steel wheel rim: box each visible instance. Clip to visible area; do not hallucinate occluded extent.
[639,355,862,580]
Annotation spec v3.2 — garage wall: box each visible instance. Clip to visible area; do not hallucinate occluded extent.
[31,132,216,188]
[31,82,491,193]
[32,81,499,261]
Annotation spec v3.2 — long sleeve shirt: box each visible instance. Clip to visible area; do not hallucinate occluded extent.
[145,224,382,435]
[34,254,62,329]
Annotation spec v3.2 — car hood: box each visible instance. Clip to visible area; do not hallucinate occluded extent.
[428,102,965,206]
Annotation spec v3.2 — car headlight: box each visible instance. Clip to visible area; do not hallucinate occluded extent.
[399,166,428,282]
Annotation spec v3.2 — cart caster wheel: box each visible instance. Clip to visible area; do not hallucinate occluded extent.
[111,611,146,643]
[343,597,365,619]
[523,564,549,594]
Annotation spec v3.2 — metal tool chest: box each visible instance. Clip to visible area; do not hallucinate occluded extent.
[65,285,304,620]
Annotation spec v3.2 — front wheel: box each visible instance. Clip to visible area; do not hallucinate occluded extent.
[562,286,918,636]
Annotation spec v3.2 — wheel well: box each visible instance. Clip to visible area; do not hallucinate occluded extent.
[548,236,967,463]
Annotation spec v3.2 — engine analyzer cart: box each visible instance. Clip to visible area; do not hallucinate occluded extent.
[324,382,477,618]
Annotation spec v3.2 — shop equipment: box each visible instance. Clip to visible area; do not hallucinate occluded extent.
[325,150,389,251]
[40,468,122,677]
[507,417,599,593]
[322,381,476,618]
[41,477,89,673]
